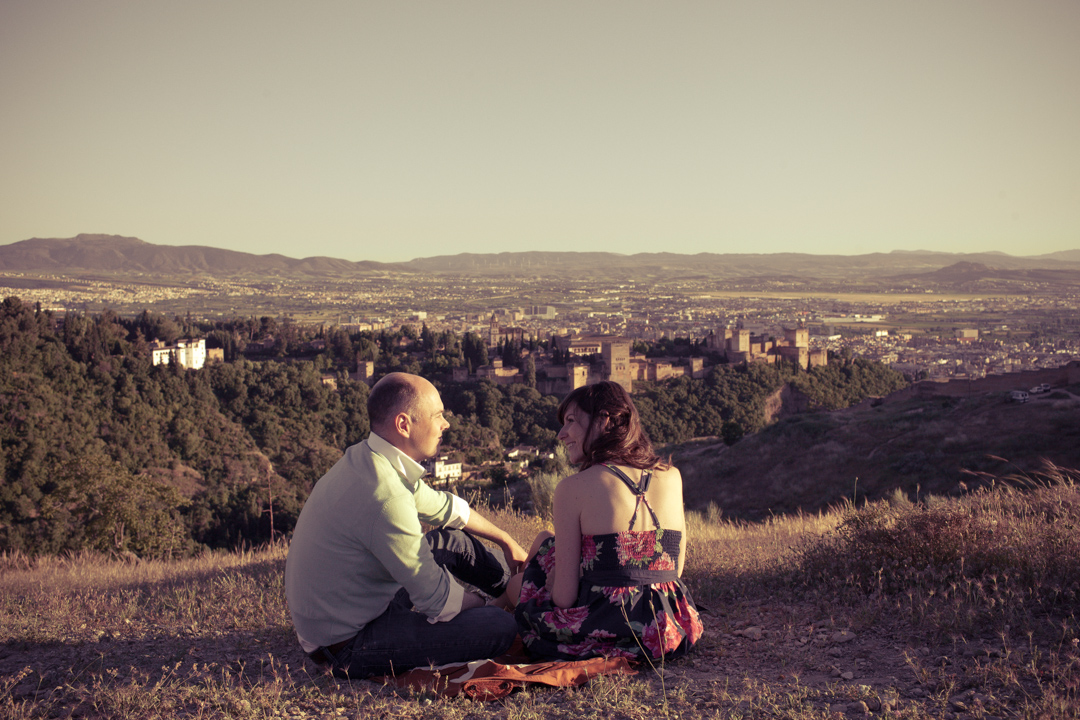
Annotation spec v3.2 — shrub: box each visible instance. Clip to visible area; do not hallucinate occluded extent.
[795,462,1080,632]
[525,471,561,524]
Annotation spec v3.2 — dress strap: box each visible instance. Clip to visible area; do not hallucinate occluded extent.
[604,464,663,532]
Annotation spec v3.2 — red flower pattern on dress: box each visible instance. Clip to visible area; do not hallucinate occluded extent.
[545,605,589,633]
[580,535,600,570]
[518,580,550,605]
[604,646,639,660]
[515,527,703,661]
[557,638,602,657]
[557,629,633,659]
[616,531,659,566]
[641,613,685,658]
[558,640,639,659]
[603,585,637,605]
[537,543,557,574]
[675,596,704,644]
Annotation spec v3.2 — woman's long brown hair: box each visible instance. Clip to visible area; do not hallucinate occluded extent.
[557,381,668,470]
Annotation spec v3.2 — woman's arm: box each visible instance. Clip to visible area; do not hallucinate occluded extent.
[551,476,583,608]
[670,467,687,577]
[678,530,686,577]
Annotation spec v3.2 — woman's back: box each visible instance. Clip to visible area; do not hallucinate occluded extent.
[571,463,685,538]
[516,458,702,660]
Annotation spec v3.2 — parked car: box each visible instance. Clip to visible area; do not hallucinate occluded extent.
[1010,390,1030,403]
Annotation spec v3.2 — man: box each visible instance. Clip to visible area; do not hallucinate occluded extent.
[285,372,527,678]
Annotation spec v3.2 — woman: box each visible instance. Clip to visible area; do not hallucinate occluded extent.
[512,381,703,661]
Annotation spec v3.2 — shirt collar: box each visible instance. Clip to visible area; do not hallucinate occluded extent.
[368,431,427,485]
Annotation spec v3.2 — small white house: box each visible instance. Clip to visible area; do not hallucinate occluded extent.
[428,456,463,486]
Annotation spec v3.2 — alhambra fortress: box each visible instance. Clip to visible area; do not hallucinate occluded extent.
[442,316,828,395]
[144,314,823,396]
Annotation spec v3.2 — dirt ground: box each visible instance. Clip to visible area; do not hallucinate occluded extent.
[2,595,1044,718]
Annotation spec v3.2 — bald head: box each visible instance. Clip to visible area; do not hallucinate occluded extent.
[367,372,449,461]
[368,373,430,434]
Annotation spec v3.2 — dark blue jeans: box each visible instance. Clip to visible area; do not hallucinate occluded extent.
[320,528,518,679]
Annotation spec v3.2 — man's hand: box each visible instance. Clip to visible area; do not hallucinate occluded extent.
[501,537,529,575]
[462,508,529,574]
[460,591,487,611]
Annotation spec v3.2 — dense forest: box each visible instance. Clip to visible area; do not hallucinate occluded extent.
[0,297,906,558]
[634,354,908,445]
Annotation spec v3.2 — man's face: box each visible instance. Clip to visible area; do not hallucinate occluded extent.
[404,385,451,462]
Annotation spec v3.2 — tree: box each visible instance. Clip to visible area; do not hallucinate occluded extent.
[462,332,489,370]
[356,336,380,363]
[721,420,744,446]
[502,338,522,366]
[524,355,537,388]
[40,448,192,558]
[421,323,436,353]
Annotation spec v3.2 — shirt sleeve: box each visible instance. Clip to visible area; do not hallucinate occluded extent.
[445,493,471,529]
[428,578,465,623]
[413,479,471,529]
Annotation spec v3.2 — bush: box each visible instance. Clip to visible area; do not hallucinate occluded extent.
[795,463,1080,632]
[525,471,560,524]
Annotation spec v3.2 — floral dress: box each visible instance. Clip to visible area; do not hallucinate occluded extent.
[514,465,704,661]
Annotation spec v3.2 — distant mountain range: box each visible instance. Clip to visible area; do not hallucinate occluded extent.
[2,234,1080,285]
[0,234,391,276]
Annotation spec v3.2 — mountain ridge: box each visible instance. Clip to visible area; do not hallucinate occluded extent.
[3,234,1080,282]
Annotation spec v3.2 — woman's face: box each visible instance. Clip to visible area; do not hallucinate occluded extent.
[557,402,591,464]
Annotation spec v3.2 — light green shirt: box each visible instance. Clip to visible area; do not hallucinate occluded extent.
[284,433,470,652]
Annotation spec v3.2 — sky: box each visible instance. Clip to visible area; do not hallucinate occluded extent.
[1,1,1078,263]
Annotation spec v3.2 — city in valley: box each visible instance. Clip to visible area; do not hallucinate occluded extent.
[2,264,1078,386]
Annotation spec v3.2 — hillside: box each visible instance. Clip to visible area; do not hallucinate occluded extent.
[675,385,1080,520]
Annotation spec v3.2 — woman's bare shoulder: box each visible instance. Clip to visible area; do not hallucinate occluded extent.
[562,464,682,493]
[557,464,637,496]
[650,465,683,483]
[554,466,604,497]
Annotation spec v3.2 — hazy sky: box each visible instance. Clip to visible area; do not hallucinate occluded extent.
[2,1,1078,263]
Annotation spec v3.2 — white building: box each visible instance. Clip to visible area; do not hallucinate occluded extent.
[151,338,207,370]
[428,456,463,486]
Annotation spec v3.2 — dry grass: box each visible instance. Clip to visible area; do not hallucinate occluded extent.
[684,505,841,604]
[0,544,290,648]
[3,474,1080,718]
[797,463,1080,636]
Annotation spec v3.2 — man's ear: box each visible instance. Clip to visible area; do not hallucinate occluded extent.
[393,411,412,438]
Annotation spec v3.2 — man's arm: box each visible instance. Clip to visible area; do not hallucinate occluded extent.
[462,510,529,575]
[366,495,464,620]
